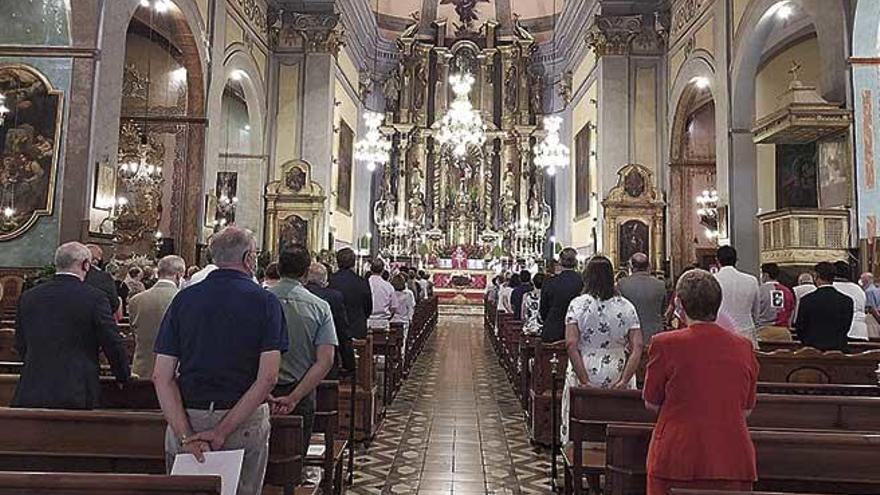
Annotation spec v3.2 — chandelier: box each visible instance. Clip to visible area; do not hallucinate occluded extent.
[354,111,392,172]
[696,189,719,239]
[533,116,570,176]
[434,73,485,157]
[118,133,163,182]
[0,93,8,126]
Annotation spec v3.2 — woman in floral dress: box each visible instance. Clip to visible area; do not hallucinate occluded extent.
[561,255,644,444]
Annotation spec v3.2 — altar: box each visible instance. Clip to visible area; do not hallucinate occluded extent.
[431,265,493,305]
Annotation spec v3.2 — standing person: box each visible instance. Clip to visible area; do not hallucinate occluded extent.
[129,255,185,378]
[261,262,281,289]
[561,255,643,444]
[267,245,337,455]
[418,270,433,299]
[643,269,758,495]
[794,262,853,352]
[618,253,667,341]
[305,262,355,375]
[756,263,795,342]
[183,253,217,288]
[521,273,545,335]
[124,266,147,297]
[792,272,817,323]
[539,248,584,342]
[13,242,130,409]
[498,274,520,314]
[84,243,121,316]
[152,227,288,495]
[511,270,532,320]
[367,259,395,321]
[391,273,416,327]
[713,246,760,346]
[862,273,880,338]
[832,261,868,341]
[328,248,372,339]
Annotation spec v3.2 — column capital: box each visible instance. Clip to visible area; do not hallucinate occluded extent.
[585,14,642,57]
[281,12,345,56]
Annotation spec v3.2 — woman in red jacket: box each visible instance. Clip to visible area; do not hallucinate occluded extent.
[643,268,759,495]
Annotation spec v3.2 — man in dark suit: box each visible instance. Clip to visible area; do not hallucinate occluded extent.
[84,243,121,316]
[794,261,854,352]
[307,262,356,375]
[328,248,372,339]
[13,242,130,409]
[540,248,584,342]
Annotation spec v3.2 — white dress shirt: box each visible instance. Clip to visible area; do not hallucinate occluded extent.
[369,275,395,319]
[497,286,514,313]
[833,281,868,341]
[183,264,217,288]
[714,266,760,345]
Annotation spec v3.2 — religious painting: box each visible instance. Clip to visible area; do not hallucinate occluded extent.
[624,169,646,198]
[0,64,63,241]
[817,134,851,208]
[93,158,116,211]
[215,171,238,226]
[279,214,308,252]
[575,123,591,218]
[203,192,217,229]
[336,119,353,213]
[619,219,649,266]
[776,143,818,209]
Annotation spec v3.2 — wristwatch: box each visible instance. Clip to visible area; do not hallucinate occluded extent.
[179,433,189,446]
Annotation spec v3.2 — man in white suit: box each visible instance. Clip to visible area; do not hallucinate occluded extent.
[713,246,760,347]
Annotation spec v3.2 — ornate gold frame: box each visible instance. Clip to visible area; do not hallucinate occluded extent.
[601,164,665,272]
[264,159,326,253]
[0,63,64,242]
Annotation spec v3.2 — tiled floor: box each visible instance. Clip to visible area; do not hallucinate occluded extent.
[348,313,552,494]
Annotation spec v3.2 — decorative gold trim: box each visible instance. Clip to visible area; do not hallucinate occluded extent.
[0,63,64,242]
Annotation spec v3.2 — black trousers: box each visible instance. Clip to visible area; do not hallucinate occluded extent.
[272,382,315,456]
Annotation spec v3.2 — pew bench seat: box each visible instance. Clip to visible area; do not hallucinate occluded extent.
[0,472,220,495]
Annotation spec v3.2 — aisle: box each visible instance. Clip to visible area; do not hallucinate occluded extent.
[348,313,552,494]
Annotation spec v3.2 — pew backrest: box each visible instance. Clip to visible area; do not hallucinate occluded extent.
[757,348,880,385]
[0,472,221,495]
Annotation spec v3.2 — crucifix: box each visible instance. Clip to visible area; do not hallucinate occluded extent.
[788,60,802,83]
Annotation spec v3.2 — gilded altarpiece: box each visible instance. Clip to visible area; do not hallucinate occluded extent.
[602,164,665,271]
[265,160,326,254]
[375,17,549,261]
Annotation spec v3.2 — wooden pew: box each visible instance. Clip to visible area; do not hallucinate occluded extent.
[757,348,880,384]
[0,407,305,494]
[519,334,540,412]
[0,327,137,364]
[371,323,404,408]
[672,491,833,495]
[339,336,380,443]
[605,423,880,495]
[565,387,880,494]
[0,472,221,495]
[306,380,347,495]
[759,340,880,353]
[528,339,566,446]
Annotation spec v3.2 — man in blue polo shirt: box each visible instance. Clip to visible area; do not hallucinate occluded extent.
[152,226,288,495]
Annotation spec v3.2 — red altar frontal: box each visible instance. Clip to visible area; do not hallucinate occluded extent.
[431,268,492,305]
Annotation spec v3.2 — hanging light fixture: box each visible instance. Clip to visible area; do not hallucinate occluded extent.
[354,0,392,172]
[354,111,392,171]
[533,0,570,176]
[533,116,569,176]
[434,72,486,157]
[696,189,720,238]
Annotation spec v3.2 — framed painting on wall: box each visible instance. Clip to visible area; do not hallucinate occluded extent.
[776,143,818,209]
[575,123,592,218]
[818,133,851,208]
[336,120,353,214]
[93,158,116,211]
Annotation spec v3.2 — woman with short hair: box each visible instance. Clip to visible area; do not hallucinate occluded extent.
[561,255,644,444]
[643,269,758,495]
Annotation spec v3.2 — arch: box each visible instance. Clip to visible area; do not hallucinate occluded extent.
[667,51,717,161]
[221,44,267,152]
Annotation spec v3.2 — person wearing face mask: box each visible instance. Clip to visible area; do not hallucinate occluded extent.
[12,242,130,409]
[128,255,186,378]
[153,226,288,495]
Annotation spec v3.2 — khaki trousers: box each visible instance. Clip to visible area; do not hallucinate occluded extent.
[165,403,270,495]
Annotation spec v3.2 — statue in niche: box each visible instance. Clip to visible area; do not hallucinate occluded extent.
[413,63,427,110]
[619,219,649,266]
[529,70,544,116]
[440,0,489,25]
[504,65,518,111]
[383,70,400,113]
[512,13,535,42]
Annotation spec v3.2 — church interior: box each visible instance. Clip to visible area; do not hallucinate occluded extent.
[1,0,880,494]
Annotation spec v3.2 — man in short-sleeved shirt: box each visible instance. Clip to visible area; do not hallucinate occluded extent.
[152,227,287,495]
[268,246,337,454]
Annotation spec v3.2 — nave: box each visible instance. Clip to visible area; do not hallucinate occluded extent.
[350,311,551,495]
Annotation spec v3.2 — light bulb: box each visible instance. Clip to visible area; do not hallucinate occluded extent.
[2,207,14,218]
[775,2,793,19]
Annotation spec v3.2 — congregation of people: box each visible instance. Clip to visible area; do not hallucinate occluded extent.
[9,226,434,495]
[487,244,880,495]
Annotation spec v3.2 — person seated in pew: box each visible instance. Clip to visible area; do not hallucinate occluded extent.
[268,246,337,457]
[305,262,355,377]
[153,227,288,495]
[643,268,758,495]
[756,263,795,343]
[561,255,643,444]
[539,248,584,342]
[794,262,853,352]
[129,255,185,378]
[13,242,131,409]
[521,272,544,335]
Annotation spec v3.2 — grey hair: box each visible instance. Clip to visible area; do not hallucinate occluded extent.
[54,242,91,272]
[797,272,814,285]
[157,255,186,278]
[209,226,255,264]
[307,262,328,286]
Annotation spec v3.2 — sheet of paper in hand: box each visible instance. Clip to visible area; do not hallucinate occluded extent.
[172,449,244,495]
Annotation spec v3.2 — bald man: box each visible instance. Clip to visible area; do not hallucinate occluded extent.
[618,253,667,340]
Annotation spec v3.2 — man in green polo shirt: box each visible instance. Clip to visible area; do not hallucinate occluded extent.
[268,244,338,453]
